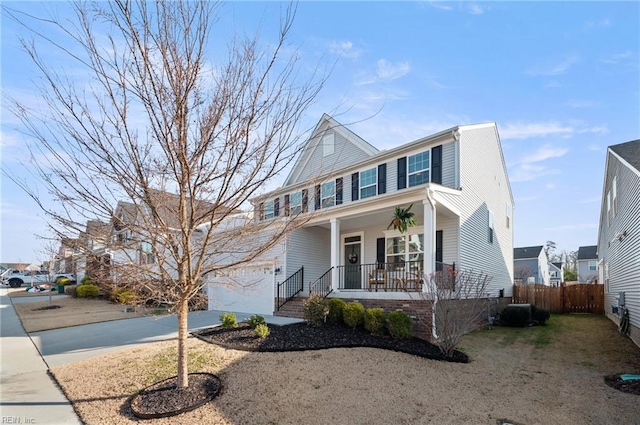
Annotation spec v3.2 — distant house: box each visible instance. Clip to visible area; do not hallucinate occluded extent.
[513,245,550,285]
[577,245,598,283]
[549,262,563,287]
[597,139,640,347]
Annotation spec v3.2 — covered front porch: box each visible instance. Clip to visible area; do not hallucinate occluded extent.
[294,185,461,298]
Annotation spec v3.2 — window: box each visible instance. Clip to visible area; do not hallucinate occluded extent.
[323,134,334,156]
[607,191,611,226]
[488,210,494,244]
[386,233,424,271]
[321,181,335,208]
[263,199,275,220]
[612,176,617,218]
[604,262,609,293]
[290,191,302,215]
[550,271,558,278]
[506,203,512,229]
[408,151,430,187]
[360,167,377,199]
[140,241,155,265]
[589,260,597,271]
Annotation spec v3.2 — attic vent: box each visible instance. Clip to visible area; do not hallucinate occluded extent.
[323,133,334,156]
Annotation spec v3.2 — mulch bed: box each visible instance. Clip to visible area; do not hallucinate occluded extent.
[193,322,469,363]
[32,305,62,311]
[604,374,640,395]
[130,373,222,419]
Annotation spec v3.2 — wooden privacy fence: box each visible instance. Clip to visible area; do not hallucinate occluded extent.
[512,284,604,314]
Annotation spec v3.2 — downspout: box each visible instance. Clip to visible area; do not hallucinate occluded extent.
[425,187,439,340]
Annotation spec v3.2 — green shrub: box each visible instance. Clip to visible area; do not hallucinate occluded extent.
[388,310,413,339]
[342,302,365,329]
[76,284,100,298]
[364,308,386,335]
[531,305,550,326]
[303,294,329,327]
[247,314,266,329]
[254,323,270,339]
[500,306,530,327]
[113,289,139,305]
[328,298,346,324]
[220,312,238,329]
[56,277,72,285]
[80,276,93,285]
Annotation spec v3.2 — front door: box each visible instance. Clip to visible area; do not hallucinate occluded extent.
[343,235,362,289]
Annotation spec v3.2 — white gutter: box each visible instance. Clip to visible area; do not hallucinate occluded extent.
[425,187,439,340]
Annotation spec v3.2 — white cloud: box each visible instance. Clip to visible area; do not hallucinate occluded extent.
[545,183,556,190]
[601,51,633,64]
[425,1,453,11]
[544,81,563,89]
[508,144,569,182]
[580,196,601,204]
[328,40,362,59]
[526,56,578,76]
[586,18,611,29]
[509,163,560,183]
[376,59,410,81]
[515,195,539,203]
[501,121,607,140]
[467,3,487,15]
[544,223,598,231]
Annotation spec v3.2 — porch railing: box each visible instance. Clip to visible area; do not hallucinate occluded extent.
[309,267,333,298]
[276,267,303,311]
[336,260,455,292]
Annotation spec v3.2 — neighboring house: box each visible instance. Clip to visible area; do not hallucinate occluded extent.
[597,139,640,347]
[513,246,550,285]
[209,114,515,326]
[577,245,599,283]
[75,220,111,283]
[549,262,563,287]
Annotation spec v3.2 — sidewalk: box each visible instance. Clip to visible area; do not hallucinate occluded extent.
[1,287,302,423]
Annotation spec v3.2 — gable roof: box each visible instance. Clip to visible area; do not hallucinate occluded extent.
[514,245,544,260]
[609,139,640,172]
[283,114,379,187]
[577,245,598,260]
[552,262,563,269]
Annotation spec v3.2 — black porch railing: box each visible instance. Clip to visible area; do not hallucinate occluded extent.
[276,267,303,311]
[336,260,455,292]
[309,267,333,298]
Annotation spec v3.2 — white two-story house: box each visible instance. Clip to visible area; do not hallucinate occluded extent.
[208,114,514,333]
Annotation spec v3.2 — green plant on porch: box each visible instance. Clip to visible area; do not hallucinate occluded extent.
[388,204,417,234]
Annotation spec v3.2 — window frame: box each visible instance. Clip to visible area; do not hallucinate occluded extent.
[321,181,336,208]
[359,167,377,199]
[384,227,424,272]
[488,210,494,244]
[588,260,597,271]
[263,199,276,220]
[139,241,155,265]
[323,134,334,157]
[408,150,430,187]
[289,191,302,215]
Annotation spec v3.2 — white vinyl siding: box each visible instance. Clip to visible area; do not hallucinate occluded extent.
[285,227,331,296]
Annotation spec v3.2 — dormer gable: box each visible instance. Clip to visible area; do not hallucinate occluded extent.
[283,114,378,187]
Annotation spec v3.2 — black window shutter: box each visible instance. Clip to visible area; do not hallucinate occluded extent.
[274,198,280,217]
[284,194,290,216]
[378,163,387,194]
[258,202,264,220]
[336,178,343,205]
[351,172,359,201]
[435,230,443,264]
[376,238,385,268]
[431,145,442,184]
[302,189,308,212]
[314,184,321,210]
[397,157,407,190]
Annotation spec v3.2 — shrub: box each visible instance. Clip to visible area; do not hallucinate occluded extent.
[113,289,139,305]
[328,298,346,324]
[247,314,266,329]
[76,284,100,298]
[388,310,413,339]
[220,312,238,329]
[303,294,329,327]
[80,276,93,285]
[65,285,77,297]
[364,308,386,336]
[500,306,530,327]
[254,323,270,339]
[188,293,208,311]
[531,305,550,326]
[342,302,365,329]
[56,277,72,285]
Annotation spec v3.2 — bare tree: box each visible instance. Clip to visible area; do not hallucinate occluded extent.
[4,1,326,389]
[417,268,492,357]
[513,265,533,284]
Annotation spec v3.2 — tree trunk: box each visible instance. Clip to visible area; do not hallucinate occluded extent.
[176,299,189,388]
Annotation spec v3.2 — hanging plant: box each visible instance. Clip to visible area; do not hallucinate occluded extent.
[388,203,417,234]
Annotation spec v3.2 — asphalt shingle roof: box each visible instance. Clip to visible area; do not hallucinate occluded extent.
[514,246,544,260]
[577,245,598,260]
[610,139,640,172]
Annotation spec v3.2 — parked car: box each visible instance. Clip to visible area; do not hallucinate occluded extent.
[2,271,76,288]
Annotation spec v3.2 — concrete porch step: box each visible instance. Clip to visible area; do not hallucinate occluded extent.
[275,296,306,319]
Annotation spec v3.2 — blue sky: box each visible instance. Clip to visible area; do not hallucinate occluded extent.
[1,1,639,263]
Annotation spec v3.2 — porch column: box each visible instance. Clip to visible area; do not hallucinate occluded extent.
[423,195,436,279]
[330,218,340,292]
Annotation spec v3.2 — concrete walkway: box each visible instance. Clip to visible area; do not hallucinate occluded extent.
[0,287,302,423]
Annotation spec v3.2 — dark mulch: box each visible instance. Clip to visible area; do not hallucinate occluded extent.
[129,373,222,419]
[604,374,640,395]
[32,305,62,311]
[193,322,469,363]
